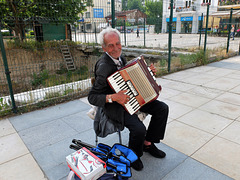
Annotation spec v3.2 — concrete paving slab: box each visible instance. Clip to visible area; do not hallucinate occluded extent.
[32,136,75,172]
[163,81,196,92]
[0,154,47,180]
[181,73,219,86]
[192,136,240,180]
[199,99,240,120]
[18,119,78,152]
[162,157,233,180]
[2,55,239,180]
[208,61,240,71]
[187,86,224,99]
[163,99,193,119]
[183,65,217,73]
[177,109,233,135]
[169,92,211,108]
[131,143,188,180]
[156,78,174,86]
[0,119,15,137]
[61,110,93,133]
[159,87,182,100]
[163,71,199,81]
[0,133,29,164]
[226,70,240,79]
[203,77,240,91]
[10,100,90,132]
[218,121,240,145]
[162,121,214,156]
[216,92,240,106]
[229,84,240,95]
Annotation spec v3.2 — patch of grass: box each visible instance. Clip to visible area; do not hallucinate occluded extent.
[31,69,49,87]
[44,91,61,100]
[0,98,10,111]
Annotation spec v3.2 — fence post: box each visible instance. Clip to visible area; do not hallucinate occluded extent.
[124,20,126,46]
[75,22,77,42]
[168,0,173,72]
[94,22,97,45]
[144,18,146,47]
[226,8,233,53]
[199,13,203,47]
[111,0,115,28]
[204,4,209,56]
[84,23,86,43]
[0,24,17,113]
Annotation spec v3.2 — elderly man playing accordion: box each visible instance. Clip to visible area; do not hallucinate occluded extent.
[88,27,169,171]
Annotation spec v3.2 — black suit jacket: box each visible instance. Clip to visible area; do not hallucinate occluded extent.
[88,53,127,130]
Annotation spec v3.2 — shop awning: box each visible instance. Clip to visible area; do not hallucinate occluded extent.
[210,10,240,17]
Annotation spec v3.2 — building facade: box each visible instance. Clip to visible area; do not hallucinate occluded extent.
[162,0,218,33]
[78,0,122,32]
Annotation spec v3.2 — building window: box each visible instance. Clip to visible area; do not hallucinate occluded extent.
[185,1,188,8]
[107,2,110,4]
[189,1,191,7]
[202,0,211,4]
[85,12,90,18]
[86,24,91,30]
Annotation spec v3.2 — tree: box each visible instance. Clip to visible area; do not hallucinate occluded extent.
[145,0,163,33]
[0,0,92,41]
[145,0,162,18]
[122,0,128,10]
[127,0,144,12]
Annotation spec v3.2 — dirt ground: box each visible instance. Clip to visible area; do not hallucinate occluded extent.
[0,47,95,96]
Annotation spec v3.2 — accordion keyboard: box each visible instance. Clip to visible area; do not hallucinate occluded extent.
[108,62,158,115]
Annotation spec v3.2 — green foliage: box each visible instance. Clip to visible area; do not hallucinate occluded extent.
[145,0,163,18]
[177,50,208,66]
[79,65,88,75]
[31,69,49,87]
[64,88,74,95]
[127,0,144,11]
[6,39,78,50]
[116,20,132,27]
[0,98,10,111]
[195,49,208,65]
[56,64,68,74]
[122,0,128,10]
[44,91,61,99]
[0,0,91,41]
[31,65,89,88]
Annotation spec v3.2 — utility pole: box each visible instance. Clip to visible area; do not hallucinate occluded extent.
[227,8,233,53]
[204,4,209,56]
[168,0,173,72]
[111,0,115,28]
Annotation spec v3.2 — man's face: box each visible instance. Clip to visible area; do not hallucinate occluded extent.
[102,32,122,59]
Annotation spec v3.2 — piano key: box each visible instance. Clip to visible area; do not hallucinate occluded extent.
[112,72,121,79]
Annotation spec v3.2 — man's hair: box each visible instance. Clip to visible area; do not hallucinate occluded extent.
[99,27,121,47]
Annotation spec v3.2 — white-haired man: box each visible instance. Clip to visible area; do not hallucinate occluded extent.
[88,27,169,171]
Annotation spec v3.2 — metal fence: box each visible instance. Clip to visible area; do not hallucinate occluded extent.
[0,0,239,116]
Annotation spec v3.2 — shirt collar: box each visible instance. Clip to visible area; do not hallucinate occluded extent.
[106,52,122,65]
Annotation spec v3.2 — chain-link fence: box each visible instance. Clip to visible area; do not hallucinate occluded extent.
[0,0,101,115]
[0,0,239,116]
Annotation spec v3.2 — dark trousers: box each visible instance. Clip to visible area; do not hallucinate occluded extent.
[124,100,169,157]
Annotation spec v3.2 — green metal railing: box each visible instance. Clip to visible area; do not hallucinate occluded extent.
[0,0,238,116]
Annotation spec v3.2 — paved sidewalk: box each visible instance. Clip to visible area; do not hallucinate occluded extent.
[0,55,240,180]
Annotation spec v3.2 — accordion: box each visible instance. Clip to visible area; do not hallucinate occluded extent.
[107,56,161,115]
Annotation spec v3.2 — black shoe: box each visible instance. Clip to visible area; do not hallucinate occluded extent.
[131,158,143,171]
[143,143,166,158]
